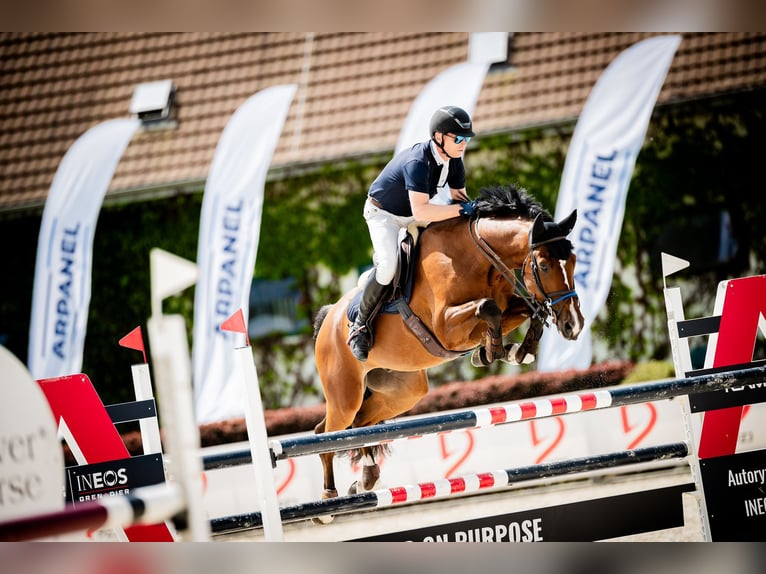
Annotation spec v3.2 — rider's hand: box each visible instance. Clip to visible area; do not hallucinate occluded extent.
[459,200,478,218]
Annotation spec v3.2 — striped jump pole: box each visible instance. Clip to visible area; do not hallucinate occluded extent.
[0,483,185,542]
[202,365,765,470]
[210,441,689,533]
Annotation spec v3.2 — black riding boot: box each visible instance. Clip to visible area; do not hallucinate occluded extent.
[347,273,389,361]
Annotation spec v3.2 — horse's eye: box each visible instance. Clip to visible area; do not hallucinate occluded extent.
[539,261,550,273]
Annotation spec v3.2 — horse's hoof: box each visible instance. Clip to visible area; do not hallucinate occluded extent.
[312,514,334,525]
[347,480,360,495]
[501,344,521,365]
[501,344,534,365]
[312,488,338,524]
[471,347,491,367]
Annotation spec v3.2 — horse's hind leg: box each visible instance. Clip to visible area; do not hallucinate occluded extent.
[313,417,338,499]
[346,370,430,493]
[347,446,382,494]
[312,417,340,525]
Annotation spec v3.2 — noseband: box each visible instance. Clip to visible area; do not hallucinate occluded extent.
[467,216,578,327]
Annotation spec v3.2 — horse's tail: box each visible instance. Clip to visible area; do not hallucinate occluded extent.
[345,443,392,463]
[313,304,332,342]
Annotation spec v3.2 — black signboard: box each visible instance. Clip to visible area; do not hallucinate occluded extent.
[65,453,166,506]
[699,449,766,541]
[686,361,766,413]
[688,383,766,413]
[352,484,695,542]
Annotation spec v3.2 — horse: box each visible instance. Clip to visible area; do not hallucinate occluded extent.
[311,184,584,522]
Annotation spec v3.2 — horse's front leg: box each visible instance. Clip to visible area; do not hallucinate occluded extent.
[503,315,544,365]
[469,299,505,367]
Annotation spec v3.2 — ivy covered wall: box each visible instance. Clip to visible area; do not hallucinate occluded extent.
[2,91,764,409]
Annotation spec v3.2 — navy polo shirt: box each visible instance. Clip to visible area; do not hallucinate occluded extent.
[367,141,466,217]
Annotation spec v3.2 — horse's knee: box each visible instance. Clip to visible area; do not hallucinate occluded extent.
[476,298,502,323]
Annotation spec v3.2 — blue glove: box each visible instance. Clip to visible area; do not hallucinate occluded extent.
[459,200,477,218]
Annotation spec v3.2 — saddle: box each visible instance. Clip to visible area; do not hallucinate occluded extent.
[347,224,466,359]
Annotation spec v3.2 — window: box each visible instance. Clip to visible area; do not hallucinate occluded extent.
[247,277,307,338]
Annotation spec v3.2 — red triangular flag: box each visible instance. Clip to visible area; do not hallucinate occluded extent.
[119,326,147,363]
[220,308,250,347]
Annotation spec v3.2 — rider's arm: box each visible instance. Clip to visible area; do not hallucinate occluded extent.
[409,190,463,222]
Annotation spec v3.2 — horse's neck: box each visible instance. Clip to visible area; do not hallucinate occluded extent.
[474,217,532,267]
[412,217,532,293]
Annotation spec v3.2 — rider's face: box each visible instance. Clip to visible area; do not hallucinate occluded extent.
[441,132,469,155]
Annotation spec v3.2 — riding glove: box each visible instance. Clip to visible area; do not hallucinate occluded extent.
[459,200,478,218]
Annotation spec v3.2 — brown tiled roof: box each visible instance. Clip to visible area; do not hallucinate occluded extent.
[1,32,765,213]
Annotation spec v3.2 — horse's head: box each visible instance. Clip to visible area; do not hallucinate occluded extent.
[523,210,584,340]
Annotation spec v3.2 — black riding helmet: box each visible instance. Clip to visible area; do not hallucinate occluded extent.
[429,105,475,139]
[429,106,474,159]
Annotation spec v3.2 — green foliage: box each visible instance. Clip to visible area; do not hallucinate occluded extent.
[621,360,675,385]
[603,91,766,364]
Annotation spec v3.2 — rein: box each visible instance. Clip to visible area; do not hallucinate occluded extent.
[467,215,577,327]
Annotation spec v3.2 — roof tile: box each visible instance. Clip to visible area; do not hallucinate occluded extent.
[1,32,765,212]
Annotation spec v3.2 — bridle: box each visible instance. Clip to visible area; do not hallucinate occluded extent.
[467,215,578,327]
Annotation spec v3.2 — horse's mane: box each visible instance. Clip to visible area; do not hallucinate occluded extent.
[473,184,573,260]
[473,184,551,221]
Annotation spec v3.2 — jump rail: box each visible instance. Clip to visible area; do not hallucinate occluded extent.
[210,441,689,533]
[202,365,765,470]
[0,483,185,542]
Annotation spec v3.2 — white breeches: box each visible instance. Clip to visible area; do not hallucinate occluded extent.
[363,198,416,285]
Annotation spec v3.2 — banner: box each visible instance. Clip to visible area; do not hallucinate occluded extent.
[28,118,140,379]
[192,84,296,424]
[395,61,489,204]
[538,35,681,372]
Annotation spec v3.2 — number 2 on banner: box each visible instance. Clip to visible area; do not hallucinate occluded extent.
[439,431,475,477]
[275,459,296,495]
[621,403,657,449]
[530,418,565,464]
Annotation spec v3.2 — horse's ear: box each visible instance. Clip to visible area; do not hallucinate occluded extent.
[558,209,577,235]
[530,213,545,244]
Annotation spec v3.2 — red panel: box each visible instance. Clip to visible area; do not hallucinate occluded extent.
[698,276,766,459]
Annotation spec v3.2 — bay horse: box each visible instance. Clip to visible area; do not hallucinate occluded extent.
[311,184,584,522]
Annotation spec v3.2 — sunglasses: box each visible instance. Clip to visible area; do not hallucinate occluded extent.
[446,134,472,145]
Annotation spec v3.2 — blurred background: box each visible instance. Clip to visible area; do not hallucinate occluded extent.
[1,31,765,409]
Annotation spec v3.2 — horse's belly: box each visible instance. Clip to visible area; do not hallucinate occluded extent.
[369,314,448,370]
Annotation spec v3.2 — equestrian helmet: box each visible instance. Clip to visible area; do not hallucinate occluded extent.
[429,105,475,138]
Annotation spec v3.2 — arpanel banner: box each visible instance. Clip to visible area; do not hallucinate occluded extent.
[192,85,296,424]
[395,61,489,204]
[538,35,681,372]
[28,118,140,379]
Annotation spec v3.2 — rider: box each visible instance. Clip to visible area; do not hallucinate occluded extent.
[347,105,478,361]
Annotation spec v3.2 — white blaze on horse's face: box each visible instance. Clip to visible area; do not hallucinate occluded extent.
[558,256,583,338]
